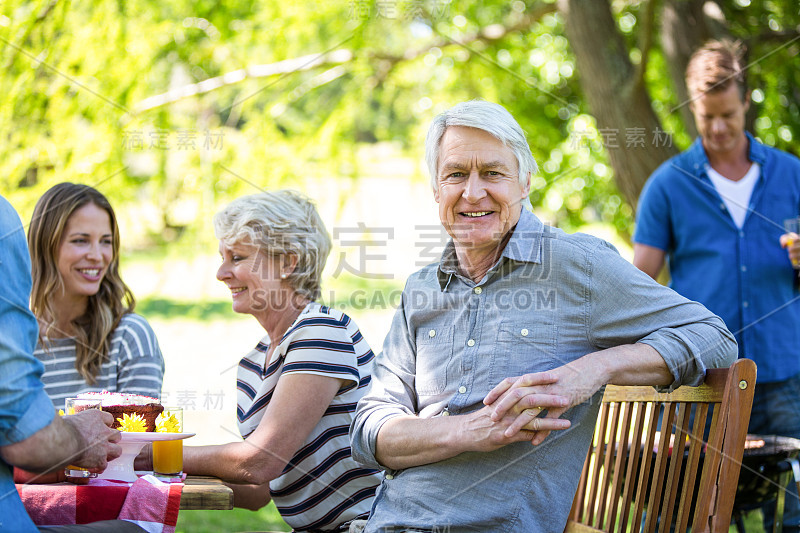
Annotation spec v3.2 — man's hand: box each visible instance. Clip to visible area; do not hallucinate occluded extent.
[485,344,672,447]
[448,372,570,455]
[374,386,571,470]
[458,403,571,454]
[1,408,121,475]
[781,232,800,267]
[62,410,122,472]
[485,362,604,446]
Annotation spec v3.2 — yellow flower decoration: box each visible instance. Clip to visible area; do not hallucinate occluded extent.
[156,413,181,433]
[117,413,147,432]
[58,409,65,416]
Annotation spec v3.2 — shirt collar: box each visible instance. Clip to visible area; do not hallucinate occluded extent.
[687,131,766,171]
[745,131,767,166]
[436,208,544,290]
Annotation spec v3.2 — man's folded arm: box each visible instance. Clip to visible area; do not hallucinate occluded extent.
[588,241,738,388]
[351,295,570,471]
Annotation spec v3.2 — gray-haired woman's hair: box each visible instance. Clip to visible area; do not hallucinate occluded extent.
[214,190,332,301]
[425,100,537,208]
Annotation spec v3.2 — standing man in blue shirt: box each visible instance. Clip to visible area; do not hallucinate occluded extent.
[351,100,737,532]
[0,195,145,532]
[634,39,800,530]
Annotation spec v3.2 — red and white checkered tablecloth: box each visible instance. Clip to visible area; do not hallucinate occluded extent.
[16,474,182,533]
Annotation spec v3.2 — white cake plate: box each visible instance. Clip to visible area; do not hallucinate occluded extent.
[96,432,195,482]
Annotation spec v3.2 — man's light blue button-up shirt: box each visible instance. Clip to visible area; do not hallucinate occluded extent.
[351,209,737,533]
[0,196,56,532]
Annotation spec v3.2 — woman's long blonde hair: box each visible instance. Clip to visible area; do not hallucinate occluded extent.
[28,183,135,384]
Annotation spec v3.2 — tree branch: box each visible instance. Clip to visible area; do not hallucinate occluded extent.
[132,3,559,114]
[365,3,560,101]
[132,49,353,114]
[375,2,558,64]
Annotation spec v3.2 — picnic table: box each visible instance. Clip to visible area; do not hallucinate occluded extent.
[181,475,234,510]
[16,474,234,528]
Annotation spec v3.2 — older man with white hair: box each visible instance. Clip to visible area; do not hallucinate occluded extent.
[350,100,738,532]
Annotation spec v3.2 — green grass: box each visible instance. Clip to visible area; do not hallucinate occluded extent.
[173,506,762,532]
[736,509,766,533]
[176,502,291,533]
[137,297,235,321]
[135,269,404,322]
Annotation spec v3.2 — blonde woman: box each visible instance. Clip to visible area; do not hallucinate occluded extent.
[178,190,381,532]
[27,183,164,409]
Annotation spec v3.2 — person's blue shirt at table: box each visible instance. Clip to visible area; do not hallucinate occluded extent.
[0,195,57,532]
[0,196,138,533]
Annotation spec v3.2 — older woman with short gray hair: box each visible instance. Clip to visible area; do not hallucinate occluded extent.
[181,190,381,532]
[213,190,331,302]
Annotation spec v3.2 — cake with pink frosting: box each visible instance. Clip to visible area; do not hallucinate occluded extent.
[77,391,164,431]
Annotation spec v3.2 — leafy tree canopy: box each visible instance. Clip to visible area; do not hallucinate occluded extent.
[1,0,798,246]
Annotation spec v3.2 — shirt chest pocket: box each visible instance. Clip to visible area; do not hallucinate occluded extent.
[757,192,799,234]
[414,325,454,396]
[490,321,557,388]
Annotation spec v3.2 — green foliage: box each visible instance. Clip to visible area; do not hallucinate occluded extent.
[720,2,800,156]
[1,0,798,245]
[175,504,290,532]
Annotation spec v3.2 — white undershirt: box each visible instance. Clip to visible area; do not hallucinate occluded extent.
[707,162,760,228]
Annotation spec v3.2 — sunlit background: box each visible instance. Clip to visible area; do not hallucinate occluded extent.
[3,1,797,530]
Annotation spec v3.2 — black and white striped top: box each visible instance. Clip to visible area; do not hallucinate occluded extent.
[34,313,164,410]
[237,302,380,532]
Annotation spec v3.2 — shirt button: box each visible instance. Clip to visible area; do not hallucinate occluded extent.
[385,474,394,480]
[739,231,745,238]
[428,329,436,338]
[521,328,529,336]
[743,301,749,308]
[741,265,747,272]
[467,339,475,347]
[458,386,467,394]
[474,287,482,295]
[720,203,726,211]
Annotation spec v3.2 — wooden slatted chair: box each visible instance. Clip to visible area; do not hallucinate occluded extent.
[566,358,756,533]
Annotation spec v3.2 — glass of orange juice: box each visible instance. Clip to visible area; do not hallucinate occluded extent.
[64,398,102,479]
[153,407,183,476]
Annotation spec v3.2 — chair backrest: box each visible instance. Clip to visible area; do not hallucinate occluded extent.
[566,358,756,533]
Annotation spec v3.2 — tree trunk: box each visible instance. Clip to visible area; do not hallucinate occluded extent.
[560,0,679,209]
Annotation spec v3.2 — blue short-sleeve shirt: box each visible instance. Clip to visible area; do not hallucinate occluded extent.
[634,133,800,382]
